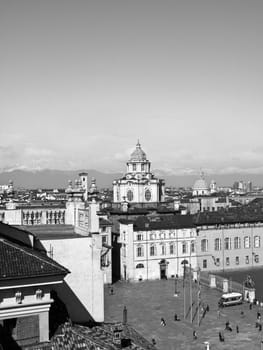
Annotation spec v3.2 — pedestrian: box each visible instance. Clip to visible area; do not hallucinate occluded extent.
[241,311,245,318]
[206,304,210,312]
[219,331,224,342]
[160,318,166,327]
[249,302,252,310]
[152,338,156,346]
[236,325,239,333]
[217,309,221,318]
[225,321,232,332]
[110,287,114,295]
[193,330,197,340]
[257,311,261,320]
[174,313,180,321]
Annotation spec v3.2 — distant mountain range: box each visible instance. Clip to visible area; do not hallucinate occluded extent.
[0,169,263,189]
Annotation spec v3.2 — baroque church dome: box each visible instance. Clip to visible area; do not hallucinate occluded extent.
[130,141,147,161]
[193,171,209,191]
[193,178,209,191]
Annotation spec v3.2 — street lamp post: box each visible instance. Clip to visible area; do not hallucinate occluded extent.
[190,263,193,323]
[197,267,201,326]
[123,305,127,325]
[181,260,188,319]
[174,275,179,297]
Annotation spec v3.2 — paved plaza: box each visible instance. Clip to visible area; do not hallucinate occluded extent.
[104,279,263,350]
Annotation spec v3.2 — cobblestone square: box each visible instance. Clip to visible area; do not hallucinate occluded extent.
[104,279,263,350]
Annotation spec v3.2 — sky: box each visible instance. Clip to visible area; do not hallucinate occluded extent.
[1,0,263,175]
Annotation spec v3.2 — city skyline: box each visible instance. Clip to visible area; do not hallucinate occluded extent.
[1,1,263,175]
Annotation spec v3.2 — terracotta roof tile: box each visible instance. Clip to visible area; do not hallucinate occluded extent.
[0,239,69,280]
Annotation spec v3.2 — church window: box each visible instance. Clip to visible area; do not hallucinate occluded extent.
[145,189,151,201]
[127,190,134,202]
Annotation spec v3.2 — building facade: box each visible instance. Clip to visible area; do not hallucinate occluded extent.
[0,223,68,348]
[118,215,197,281]
[196,211,263,272]
[113,141,165,204]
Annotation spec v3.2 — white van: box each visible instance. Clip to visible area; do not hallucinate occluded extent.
[218,292,243,307]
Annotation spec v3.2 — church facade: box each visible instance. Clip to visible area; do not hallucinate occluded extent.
[113,141,165,204]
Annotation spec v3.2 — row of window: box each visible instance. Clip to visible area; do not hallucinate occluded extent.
[126,189,151,201]
[201,236,261,252]
[136,230,194,241]
[132,163,146,171]
[202,254,260,268]
[136,241,195,257]
[199,222,263,230]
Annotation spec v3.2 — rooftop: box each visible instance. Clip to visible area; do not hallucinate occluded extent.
[120,214,195,231]
[19,224,83,240]
[0,238,69,281]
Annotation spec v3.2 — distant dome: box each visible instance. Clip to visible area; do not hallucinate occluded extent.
[193,178,209,191]
[130,141,147,161]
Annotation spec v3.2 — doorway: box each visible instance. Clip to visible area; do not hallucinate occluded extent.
[159,259,168,279]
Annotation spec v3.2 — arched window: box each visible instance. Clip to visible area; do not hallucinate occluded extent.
[224,237,231,250]
[234,237,241,249]
[201,239,208,252]
[127,190,134,202]
[214,238,221,251]
[145,189,151,201]
[136,263,144,269]
[254,236,260,248]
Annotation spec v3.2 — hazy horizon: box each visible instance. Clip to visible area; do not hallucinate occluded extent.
[1,1,263,175]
